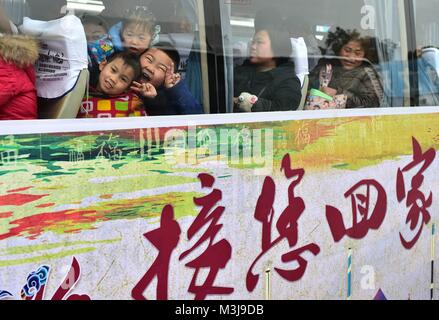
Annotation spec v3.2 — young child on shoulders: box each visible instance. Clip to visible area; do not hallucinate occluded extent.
[84,8,159,91]
[77,51,156,118]
[109,7,159,56]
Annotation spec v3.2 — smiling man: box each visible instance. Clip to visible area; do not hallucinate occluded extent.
[131,42,203,116]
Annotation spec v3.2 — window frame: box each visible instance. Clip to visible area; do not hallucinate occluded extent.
[404,0,420,106]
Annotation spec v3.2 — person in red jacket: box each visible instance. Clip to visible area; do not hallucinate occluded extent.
[0,34,39,120]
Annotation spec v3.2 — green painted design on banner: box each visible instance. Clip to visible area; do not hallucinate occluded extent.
[0,247,96,267]
[0,238,121,256]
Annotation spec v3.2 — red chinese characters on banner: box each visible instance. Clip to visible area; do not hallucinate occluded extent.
[396,137,436,249]
[132,173,233,300]
[131,205,181,300]
[179,173,234,300]
[326,180,387,242]
[51,257,91,300]
[246,154,320,292]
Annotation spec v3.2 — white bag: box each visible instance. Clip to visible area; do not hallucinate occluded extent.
[19,15,88,99]
[290,37,309,87]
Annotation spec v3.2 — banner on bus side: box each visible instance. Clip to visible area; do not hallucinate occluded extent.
[0,112,438,300]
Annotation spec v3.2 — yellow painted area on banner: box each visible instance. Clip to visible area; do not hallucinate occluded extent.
[276,113,439,171]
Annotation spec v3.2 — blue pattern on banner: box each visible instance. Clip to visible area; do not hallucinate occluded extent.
[21,266,50,299]
[0,290,13,299]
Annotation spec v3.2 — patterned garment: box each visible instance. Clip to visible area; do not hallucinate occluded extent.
[87,35,115,66]
[77,91,147,118]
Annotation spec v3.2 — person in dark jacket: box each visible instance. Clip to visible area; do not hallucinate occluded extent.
[233,25,302,112]
[132,42,203,115]
[0,34,39,120]
[308,28,384,108]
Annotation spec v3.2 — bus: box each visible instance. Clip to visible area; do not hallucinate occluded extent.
[0,0,438,300]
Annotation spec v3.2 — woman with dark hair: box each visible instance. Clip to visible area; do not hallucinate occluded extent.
[233,25,302,112]
[308,28,384,108]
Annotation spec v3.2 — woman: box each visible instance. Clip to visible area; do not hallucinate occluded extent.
[308,28,384,109]
[233,26,302,112]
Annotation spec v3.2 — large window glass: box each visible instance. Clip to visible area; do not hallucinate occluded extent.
[221,0,410,112]
[414,0,439,106]
[3,0,439,121]
[0,0,208,120]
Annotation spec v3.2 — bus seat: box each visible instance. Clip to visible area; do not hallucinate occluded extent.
[38,68,89,119]
[298,74,309,110]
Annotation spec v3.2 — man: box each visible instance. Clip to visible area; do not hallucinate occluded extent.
[131,42,203,115]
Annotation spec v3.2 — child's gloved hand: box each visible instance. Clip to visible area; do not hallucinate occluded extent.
[131,81,157,98]
[237,92,258,112]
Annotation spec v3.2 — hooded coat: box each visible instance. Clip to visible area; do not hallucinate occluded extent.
[309,58,384,108]
[0,34,39,120]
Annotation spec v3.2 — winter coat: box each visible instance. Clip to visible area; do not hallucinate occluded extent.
[0,34,39,120]
[234,61,302,112]
[309,59,384,108]
[141,80,203,116]
[77,89,146,118]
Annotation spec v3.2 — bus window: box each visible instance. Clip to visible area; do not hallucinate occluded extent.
[220,0,410,112]
[0,0,209,120]
[148,0,206,110]
[414,0,439,106]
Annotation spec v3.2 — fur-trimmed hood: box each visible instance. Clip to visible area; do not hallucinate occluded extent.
[0,34,39,68]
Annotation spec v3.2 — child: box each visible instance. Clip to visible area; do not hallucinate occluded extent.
[131,42,202,115]
[77,51,156,118]
[82,14,108,42]
[81,14,114,67]
[0,34,39,120]
[109,7,159,56]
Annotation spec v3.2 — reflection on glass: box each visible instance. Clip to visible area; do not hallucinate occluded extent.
[414,0,439,106]
[1,0,206,119]
[226,0,407,110]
